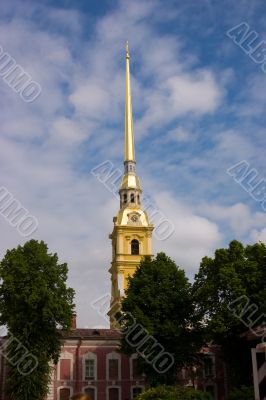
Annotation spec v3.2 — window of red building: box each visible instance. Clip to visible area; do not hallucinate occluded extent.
[108,387,119,400]
[205,385,215,398]
[204,357,214,377]
[60,359,71,380]
[85,387,96,400]
[132,358,142,379]
[109,359,119,380]
[59,388,70,400]
[85,359,95,380]
[132,387,143,398]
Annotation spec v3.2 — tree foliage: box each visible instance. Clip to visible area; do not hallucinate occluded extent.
[136,385,212,400]
[119,253,203,386]
[0,240,75,400]
[227,386,254,400]
[193,240,266,387]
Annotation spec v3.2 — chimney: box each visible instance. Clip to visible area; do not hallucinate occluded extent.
[71,313,77,329]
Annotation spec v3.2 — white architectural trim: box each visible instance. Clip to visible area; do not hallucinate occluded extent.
[106,385,121,400]
[251,348,259,400]
[251,346,266,400]
[82,351,97,381]
[47,363,55,400]
[118,273,124,297]
[57,351,74,381]
[106,351,121,381]
[1,355,6,400]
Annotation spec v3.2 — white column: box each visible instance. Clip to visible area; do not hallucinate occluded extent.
[251,348,260,400]
[118,273,124,296]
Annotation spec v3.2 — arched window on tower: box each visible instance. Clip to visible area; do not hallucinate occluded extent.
[130,193,135,203]
[123,193,127,204]
[137,194,140,204]
[131,239,139,255]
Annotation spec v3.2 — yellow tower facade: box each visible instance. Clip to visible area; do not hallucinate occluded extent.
[109,43,154,326]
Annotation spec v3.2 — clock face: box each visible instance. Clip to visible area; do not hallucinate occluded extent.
[130,214,139,223]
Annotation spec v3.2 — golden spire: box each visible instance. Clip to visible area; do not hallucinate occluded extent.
[124,41,135,162]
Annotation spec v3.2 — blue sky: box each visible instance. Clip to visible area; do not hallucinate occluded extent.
[0,0,266,327]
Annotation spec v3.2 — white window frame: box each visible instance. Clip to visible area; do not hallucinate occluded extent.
[83,352,97,381]
[83,385,97,400]
[106,351,121,381]
[131,385,145,399]
[106,385,121,400]
[57,351,74,381]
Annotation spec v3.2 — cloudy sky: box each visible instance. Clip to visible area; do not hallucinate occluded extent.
[0,0,266,327]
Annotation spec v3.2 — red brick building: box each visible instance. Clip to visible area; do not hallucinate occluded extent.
[0,326,227,400]
[0,328,147,400]
[177,345,228,400]
[48,328,146,400]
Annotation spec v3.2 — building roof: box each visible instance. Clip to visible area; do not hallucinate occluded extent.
[62,328,121,340]
[0,329,121,341]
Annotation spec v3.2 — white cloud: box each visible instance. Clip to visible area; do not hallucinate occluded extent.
[135,69,223,136]
[152,192,222,278]
[250,228,266,244]
[200,202,266,237]
[167,71,222,114]
[165,127,191,142]
[52,117,88,144]
[69,80,115,119]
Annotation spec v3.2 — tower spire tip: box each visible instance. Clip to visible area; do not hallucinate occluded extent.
[126,41,130,58]
[124,40,134,162]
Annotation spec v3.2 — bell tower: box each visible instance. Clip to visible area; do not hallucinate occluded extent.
[109,43,154,327]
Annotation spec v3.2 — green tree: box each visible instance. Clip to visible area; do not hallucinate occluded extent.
[0,240,75,400]
[228,386,254,400]
[136,385,212,400]
[118,253,203,386]
[193,240,266,387]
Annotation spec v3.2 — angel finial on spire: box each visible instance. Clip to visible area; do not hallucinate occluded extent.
[126,41,130,59]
